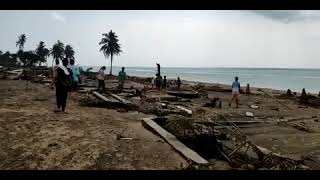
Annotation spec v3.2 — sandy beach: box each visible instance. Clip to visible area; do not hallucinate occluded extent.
[1,67,320,170]
[0,79,187,169]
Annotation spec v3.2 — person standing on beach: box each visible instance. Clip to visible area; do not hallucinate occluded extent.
[97,66,106,91]
[68,58,80,91]
[155,73,162,91]
[177,77,181,90]
[52,58,73,113]
[156,63,160,76]
[162,75,167,92]
[118,67,127,91]
[229,76,240,108]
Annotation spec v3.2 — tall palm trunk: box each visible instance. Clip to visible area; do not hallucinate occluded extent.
[110,54,113,75]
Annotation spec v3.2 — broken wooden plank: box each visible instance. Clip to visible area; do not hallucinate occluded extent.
[92,91,118,103]
[142,117,208,165]
[109,93,134,105]
[147,94,178,102]
[176,106,192,115]
[166,90,199,98]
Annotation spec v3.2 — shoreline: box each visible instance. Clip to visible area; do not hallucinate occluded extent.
[1,65,318,95]
[81,66,320,94]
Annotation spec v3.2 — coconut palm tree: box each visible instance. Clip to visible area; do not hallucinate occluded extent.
[50,40,65,67]
[35,41,50,66]
[99,30,122,75]
[16,34,26,51]
[65,45,75,59]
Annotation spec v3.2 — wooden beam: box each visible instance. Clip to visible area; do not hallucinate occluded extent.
[92,91,118,103]
[142,117,208,165]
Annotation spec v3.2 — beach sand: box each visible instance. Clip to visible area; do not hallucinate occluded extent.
[0,80,186,170]
[1,76,320,169]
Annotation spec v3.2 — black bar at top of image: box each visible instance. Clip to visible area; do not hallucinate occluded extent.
[0,0,319,10]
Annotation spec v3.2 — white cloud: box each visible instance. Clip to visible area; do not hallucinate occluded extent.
[51,11,66,23]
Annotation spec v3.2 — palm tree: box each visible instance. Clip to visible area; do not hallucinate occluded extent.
[35,41,50,66]
[99,30,122,75]
[65,45,75,59]
[50,40,65,67]
[16,34,27,51]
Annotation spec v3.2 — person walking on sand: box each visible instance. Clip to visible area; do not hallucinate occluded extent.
[52,58,73,113]
[68,58,80,91]
[97,66,106,91]
[229,76,241,108]
[118,67,127,91]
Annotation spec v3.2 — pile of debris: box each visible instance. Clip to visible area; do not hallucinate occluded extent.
[298,88,320,107]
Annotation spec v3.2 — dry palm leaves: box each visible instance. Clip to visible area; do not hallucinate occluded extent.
[165,115,203,137]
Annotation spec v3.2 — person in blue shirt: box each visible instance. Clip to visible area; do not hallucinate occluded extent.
[229,76,240,108]
[67,58,81,91]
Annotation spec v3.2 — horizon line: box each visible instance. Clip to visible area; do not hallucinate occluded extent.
[79,65,320,70]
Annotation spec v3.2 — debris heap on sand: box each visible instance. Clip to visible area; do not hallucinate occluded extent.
[297,88,320,107]
[286,89,293,97]
[203,98,222,108]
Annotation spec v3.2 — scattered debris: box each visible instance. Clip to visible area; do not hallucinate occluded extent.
[261,89,292,110]
[301,155,320,169]
[176,106,192,115]
[250,105,259,109]
[245,112,254,117]
[48,143,58,147]
[288,122,312,132]
[298,106,308,108]
[203,98,220,108]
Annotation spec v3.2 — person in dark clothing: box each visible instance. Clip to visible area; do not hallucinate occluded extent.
[53,58,72,113]
[177,76,181,90]
[156,63,160,76]
[162,75,167,92]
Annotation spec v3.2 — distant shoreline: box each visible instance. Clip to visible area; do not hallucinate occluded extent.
[81,66,320,70]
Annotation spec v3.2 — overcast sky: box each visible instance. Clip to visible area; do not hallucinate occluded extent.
[1,10,320,68]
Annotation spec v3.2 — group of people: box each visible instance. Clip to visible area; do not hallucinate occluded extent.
[97,66,127,91]
[153,63,181,91]
[51,58,81,113]
[51,59,241,113]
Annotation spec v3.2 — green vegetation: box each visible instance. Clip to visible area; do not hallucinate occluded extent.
[0,35,76,67]
[99,30,122,75]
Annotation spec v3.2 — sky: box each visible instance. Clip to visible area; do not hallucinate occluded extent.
[1,10,320,68]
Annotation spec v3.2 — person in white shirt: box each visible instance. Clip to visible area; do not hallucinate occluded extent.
[97,66,106,91]
[229,76,241,108]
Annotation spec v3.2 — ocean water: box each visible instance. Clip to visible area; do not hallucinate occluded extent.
[82,66,320,93]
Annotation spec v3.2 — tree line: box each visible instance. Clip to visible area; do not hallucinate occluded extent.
[0,34,75,67]
[1,30,122,75]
